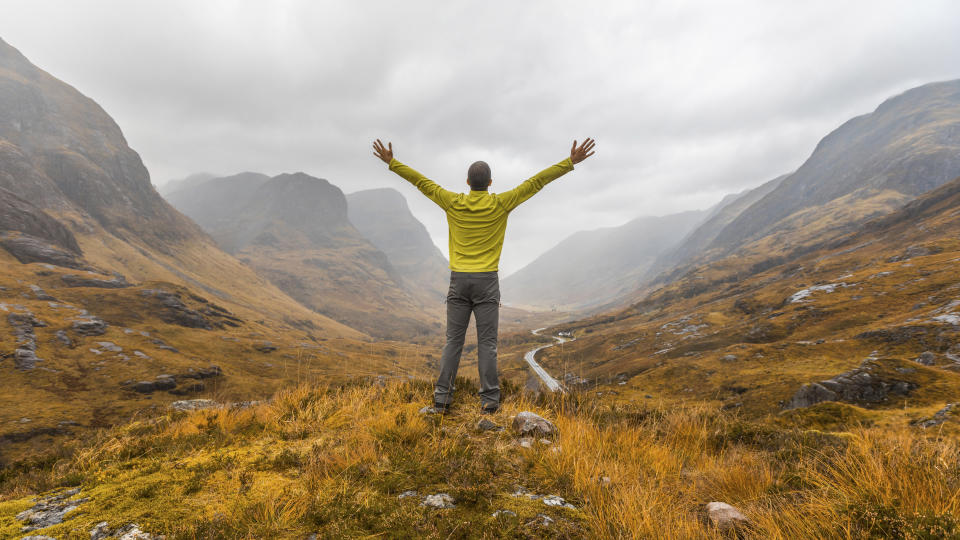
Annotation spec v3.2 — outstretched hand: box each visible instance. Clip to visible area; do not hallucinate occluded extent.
[570,138,596,165]
[373,139,394,164]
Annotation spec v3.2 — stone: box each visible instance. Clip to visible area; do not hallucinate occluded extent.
[476,418,503,432]
[721,354,738,362]
[916,403,957,428]
[397,490,418,499]
[0,233,86,269]
[492,509,517,518]
[512,411,556,437]
[96,341,122,352]
[542,495,576,509]
[152,375,177,391]
[115,523,159,540]
[255,341,278,353]
[704,501,749,531]
[784,359,917,409]
[29,284,55,301]
[526,513,554,526]
[14,348,40,369]
[140,289,212,329]
[15,487,87,532]
[171,399,220,411]
[916,351,937,365]
[61,274,131,288]
[54,329,73,346]
[421,493,455,509]
[132,381,157,394]
[419,406,440,415]
[518,437,534,449]
[72,317,108,336]
[90,521,111,540]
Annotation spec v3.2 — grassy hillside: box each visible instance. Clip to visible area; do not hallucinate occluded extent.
[1,378,957,538]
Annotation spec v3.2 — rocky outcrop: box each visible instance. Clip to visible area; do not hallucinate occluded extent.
[61,273,131,288]
[784,359,917,409]
[72,316,108,336]
[126,366,223,394]
[0,233,85,269]
[15,487,87,532]
[915,403,957,428]
[8,311,46,369]
[512,411,557,437]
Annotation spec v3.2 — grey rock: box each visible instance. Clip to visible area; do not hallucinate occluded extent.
[704,501,749,531]
[15,488,87,532]
[72,317,108,336]
[418,406,440,415]
[54,329,73,346]
[721,354,738,362]
[916,351,937,366]
[916,403,957,428]
[90,520,111,540]
[476,418,503,432]
[115,524,159,540]
[255,341,277,353]
[152,375,177,391]
[512,411,556,437]
[526,513,554,526]
[0,233,85,269]
[22,536,58,540]
[517,437,534,449]
[785,359,917,409]
[542,495,576,509]
[397,490,418,499]
[132,381,157,394]
[14,348,40,369]
[421,493,455,509]
[29,284,55,301]
[492,509,517,518]
[140,289,211,329]
[95,341,122,352]
[170,399,220,411]
[61,274,131,288]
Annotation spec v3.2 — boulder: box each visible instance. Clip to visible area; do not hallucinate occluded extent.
[476,418,504,432]
[785,359,917,409]
[171,399,220,411]
[915,351,936,365]
[72,317,108,336]
[704,501,749,531]
[512,411,556,437]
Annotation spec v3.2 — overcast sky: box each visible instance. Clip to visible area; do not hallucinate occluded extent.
[3,1,959,275]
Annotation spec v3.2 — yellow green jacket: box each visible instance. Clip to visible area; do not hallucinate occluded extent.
[388,157,575,272]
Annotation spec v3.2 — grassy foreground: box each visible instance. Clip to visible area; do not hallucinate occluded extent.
[1,378,958,539]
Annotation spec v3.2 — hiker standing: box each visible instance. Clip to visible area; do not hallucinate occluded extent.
[372,138,596,413]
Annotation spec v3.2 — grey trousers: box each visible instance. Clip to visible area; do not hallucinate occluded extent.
[434,271,500,408]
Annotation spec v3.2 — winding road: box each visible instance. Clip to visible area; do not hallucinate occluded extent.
[523,328,574,393]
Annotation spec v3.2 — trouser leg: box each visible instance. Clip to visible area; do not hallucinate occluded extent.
[434,286,471,405]
[474,290,501,408]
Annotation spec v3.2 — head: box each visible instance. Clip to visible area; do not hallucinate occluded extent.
[467,160,492,191]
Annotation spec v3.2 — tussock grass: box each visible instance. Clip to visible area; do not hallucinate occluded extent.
[1,379,958,538]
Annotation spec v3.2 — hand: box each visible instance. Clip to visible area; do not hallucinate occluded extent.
[373,139,394,164]
[570,138,596,165]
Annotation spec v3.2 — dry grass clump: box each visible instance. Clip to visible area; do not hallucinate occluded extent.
[1,378,958,538]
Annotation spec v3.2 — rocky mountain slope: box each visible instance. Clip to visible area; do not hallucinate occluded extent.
[0,38,442,466]
[347,187,450,305]
[501,210,705,310]
[533,174,960,423]
[700,79,960,266]
[166,172,442,339]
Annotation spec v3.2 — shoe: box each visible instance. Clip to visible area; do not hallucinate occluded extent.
[434,401,450,414]
[481,405,499,414]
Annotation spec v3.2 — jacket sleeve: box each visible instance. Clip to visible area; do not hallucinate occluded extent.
[388,159,457,211]
[496,158,575,213]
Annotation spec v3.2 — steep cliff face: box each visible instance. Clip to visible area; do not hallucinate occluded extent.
[347,187,449,304]
[0,37,203,248]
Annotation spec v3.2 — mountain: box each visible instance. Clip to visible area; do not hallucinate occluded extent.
[0,38,444,465]
[705,79,960,262]
[157,172,216,196]
[347,188,449,304]
[501,210,706,310]
[166,173,442,339]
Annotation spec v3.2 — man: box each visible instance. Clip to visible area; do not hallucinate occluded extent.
[372,138,596,414]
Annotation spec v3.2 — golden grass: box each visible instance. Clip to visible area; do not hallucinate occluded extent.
[1,378,957,539]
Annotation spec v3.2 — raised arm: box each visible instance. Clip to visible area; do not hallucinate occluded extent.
[373,139,456,211]
[498,138,596,213]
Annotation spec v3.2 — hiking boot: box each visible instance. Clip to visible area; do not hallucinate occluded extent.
[434,401,451,414]
[481,405,499,415]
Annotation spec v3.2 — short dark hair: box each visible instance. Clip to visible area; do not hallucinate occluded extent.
[467,161,491,191]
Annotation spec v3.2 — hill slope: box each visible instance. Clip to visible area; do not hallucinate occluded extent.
[167,173,442,339]
[502,210,705,310]
[347,187,449,305]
